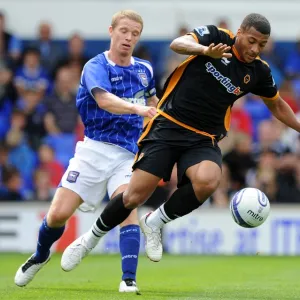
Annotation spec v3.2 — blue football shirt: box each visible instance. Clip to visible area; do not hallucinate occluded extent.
[76,51,156,154]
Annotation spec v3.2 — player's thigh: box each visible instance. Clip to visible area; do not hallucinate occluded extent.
[123,142,179,208]
[178,144,222,197]
[61,143,109,212]
[106,153,139,225]
[107,153,134,201]
[47,187,83,227]
[133,141,179,185]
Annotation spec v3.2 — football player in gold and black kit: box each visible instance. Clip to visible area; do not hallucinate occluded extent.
[80,13,300,262]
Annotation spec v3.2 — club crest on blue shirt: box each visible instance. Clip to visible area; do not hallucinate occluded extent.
[67,171,80,183]
[138,72,148,87]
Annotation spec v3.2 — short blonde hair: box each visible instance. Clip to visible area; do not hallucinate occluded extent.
[111,10,143,32]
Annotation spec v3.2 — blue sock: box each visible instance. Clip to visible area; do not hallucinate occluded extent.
[119,225,140,281]
[34,217,65,263]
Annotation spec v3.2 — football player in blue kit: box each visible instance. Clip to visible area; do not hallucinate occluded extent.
[15,10,158,293]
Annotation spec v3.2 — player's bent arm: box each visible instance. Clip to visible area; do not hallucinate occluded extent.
[147,95,159,107]
[263,96,300,132]
[94,88,137,114]
[170,35,232,58]
[170,35,208,55]
[93,89,157,118]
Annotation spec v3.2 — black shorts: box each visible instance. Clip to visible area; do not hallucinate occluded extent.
[133,117,222,187]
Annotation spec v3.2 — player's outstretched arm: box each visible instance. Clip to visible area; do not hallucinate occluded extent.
[263,96,300,132]
[94,89,157,118]
[170,35,232,58]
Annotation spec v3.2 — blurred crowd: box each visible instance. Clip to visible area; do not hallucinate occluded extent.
[0,13,300,206]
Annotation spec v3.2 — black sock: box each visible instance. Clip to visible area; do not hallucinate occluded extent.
[96,192,133,232]
[163,183,201,220]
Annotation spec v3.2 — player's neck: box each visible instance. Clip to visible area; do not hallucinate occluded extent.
[233,37,249,63]
[232,43,246,63]
[107,50,131,67]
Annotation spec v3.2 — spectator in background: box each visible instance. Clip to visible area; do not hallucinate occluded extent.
[0,165,23,201]
[294,160,300,195]
[275,152,300,203]
[253,149,278,202]
[284,36,300,103]
[54,33,89,91]
[216,18,230,30]
[250,148,300,203]
[284,36,300,80]
[278,80,298,112]
[43,66,78,167]
[0,143,10,187]
[6,110,37,198]
[31,22,62,76]
[0,56,15,140]
[0,49,16,101]
[160,25,189,88]
[59,33,88,68]
[133,44,152,61]
[13,47,49,149]
[223,133,256,191]
[243,94,272,142]
[230,96,253,137]
[0,11,22,62]
[212,163,231,207]
[252,119,290,161]
[261,38,284,88]
[44,67,78,134]
[17,89,47,150]
[75,116,84,142]
[280,111,300,153]
[219,97,253,157]
[14,47,50,99]
[38,143,64,189]
[29,168,53,202]
[261,37,283,69]
[247,118,300,202]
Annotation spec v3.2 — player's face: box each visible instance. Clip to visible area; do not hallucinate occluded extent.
[236,27,269,63]
[109,18,142,56]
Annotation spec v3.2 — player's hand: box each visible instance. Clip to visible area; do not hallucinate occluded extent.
[204,43,232,59]
[134,105,157,118]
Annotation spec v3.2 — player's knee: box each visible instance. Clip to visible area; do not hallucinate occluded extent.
[47,207,70,227]
[192,176,220,199]
[123,191,145,209]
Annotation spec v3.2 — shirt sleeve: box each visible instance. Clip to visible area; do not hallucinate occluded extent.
[188,25,234,46]
[251,63,279,100]
[145,64,156,98]
[81,58,112,97]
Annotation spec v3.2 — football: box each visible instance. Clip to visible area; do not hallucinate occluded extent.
[230,188,270,228]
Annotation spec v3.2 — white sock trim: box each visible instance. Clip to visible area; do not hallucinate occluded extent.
[146,204,172,229]
[159,205,172,223]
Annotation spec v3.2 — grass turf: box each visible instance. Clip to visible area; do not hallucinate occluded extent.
[0,254,299,299]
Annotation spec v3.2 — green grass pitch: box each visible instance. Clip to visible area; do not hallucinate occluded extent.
[0,253,300,299]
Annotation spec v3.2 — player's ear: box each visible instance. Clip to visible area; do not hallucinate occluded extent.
[236,28,242,37]
[108,26,113,37]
